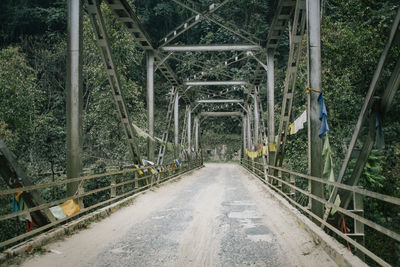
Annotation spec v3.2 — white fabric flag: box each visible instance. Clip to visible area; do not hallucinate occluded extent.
[294,110,307,133]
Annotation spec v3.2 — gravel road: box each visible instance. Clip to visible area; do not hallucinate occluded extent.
[21,163,337,267]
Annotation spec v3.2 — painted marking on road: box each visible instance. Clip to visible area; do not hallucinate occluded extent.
[246,234,273,242]
[225,200,256,206]
[228,210,260,219]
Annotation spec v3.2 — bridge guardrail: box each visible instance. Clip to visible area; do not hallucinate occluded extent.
[0,157,202,251]
[240,157,399,267]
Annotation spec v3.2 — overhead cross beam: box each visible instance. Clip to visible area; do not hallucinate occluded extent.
[200,112,243,117]
[161,44,261,52]
[185,81,248,86]
[196,99,244,103]
[171,0,260,45]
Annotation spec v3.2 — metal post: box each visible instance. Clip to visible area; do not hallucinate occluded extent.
[66,0,83,207]
[308,0,324,219]
[242,115,247,156]
[353,188,365,260]
[146,50,155,161]
[246,108,252,149]
[187,106,191,154]
[267,50,275,166]
[174,92,179,154]
[194,116,199,151]
[253,89,259,146]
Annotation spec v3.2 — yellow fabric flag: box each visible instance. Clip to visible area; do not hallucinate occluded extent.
[246,149,258,159]
[288,123,295,135]
[150,167,156,175]
[268,143,276,152]
[15,192,23,202]
[262,146,267,155]
[134,165,143,175]
[60,199,80,216]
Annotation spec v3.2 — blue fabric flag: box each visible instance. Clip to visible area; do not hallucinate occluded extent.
[12,197,19,213]
[318,93,329,138]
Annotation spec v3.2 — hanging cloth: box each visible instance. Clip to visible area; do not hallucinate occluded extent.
[294,110,307,133]
[322,135,341,215]
[318,93,329,138]
[322,135,335,187]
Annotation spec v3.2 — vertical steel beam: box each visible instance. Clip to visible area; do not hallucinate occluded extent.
[194,116,199,151]
[146,50,155,161]
[242,115,247,155]
[66,0,83,204]
[307,0,324,219]
[174,92,179,153]
[246,106,252,150]
[156,87,177,165]
[253,89,259,145]
[267,50,275,166]
[187,107,191,154]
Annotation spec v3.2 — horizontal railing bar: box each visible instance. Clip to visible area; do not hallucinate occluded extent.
[241,164,390,267]
[0,169,135,196]
[269,164,400,205]
[264,172,400,242]
[0,185,150,247]
[0,162,181,196]
[241,160,400,242]
[0,185,145,248]
[0,173,151,222]
[0,163,201,249]
[241,159,400,205]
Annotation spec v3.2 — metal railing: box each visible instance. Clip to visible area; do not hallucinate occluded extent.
[0,157,202,250]
[240,157,399,267]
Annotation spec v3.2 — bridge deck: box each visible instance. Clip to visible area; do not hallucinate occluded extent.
[21,163,336,267]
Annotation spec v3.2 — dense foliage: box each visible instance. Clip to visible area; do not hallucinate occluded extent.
[0,0,399,265]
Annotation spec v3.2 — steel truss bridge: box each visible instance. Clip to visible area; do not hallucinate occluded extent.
[0,0,399,266]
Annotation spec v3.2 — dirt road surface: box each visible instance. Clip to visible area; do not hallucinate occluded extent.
[20,163,337,267]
